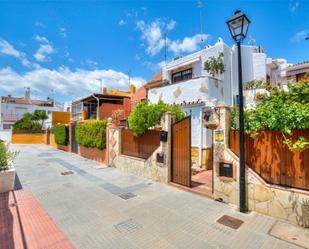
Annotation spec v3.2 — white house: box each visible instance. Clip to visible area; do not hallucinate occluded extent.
[148,38,267,169]
[0,89,64,141]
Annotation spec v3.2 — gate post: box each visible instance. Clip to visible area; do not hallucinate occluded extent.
[161,112,174,183]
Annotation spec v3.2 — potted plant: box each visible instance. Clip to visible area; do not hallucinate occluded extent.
[111,109,124,127]
[204,52,225,79]
[0,142,18,193]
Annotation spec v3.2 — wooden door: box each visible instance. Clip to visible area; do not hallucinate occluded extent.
[172,116,191,187]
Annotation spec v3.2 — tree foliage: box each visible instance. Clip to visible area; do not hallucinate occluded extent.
[128,100,185,136]
[53,124,69,145]
[75,120,107,150]
[231,80,309,151]
[13,110,48,131]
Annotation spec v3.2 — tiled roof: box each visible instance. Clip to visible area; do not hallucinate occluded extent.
[144,71,163,89]
[1,96,54,106]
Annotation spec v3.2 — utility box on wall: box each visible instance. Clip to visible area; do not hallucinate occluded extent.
[159,131,168,142]
[156,153,164,163]
[219,162,233,178]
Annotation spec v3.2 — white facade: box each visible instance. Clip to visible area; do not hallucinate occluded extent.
[0,97,64,131]
[266,58,289,85]
[148,38,267,166]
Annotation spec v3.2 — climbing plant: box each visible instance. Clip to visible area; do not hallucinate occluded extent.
[231,80,309,151]
[204,52,225,77]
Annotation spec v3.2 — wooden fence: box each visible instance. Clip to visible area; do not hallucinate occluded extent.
[12,130,47,144]
[229,130,309,190]
[121,129,160,159]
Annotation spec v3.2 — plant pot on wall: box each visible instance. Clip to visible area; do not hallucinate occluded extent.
[0,168,16,193]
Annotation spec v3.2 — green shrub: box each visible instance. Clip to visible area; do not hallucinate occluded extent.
[53,124,69,145]
[0,142,18,171]
[75,120,107,150]
[128,100,185,136]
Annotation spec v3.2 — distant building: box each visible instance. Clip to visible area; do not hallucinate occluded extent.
[71,86,135,122]
[286,62,309,82]
[0,88,64,130]
[266,59,309,84]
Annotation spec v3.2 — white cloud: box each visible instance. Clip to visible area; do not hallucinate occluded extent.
[33,35,50,44]
[289,0,299,13]
[59,27,67,38]
[35,21,45,28]
[85,59,98,67]
[136,20,165,56]
[119,19,126,26]
[169,34,210,53]
[0,38,32,67]
[0,67,145,100]
[291,29,309,42]
[166,20,176,31]
[136,19,209,56]
[33,44,56,62]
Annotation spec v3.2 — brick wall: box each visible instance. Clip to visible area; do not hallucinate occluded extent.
[97,103,123,120]
[78,145,107,164]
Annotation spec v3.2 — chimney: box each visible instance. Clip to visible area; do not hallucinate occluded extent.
[24,87,30,99]
[130,84,136,94]
[102,87,107,94]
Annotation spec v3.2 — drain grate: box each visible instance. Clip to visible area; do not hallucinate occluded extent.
[216,215,244,229]
[114,218,142,233]
[60,171,74,176]
[118,192,136,200]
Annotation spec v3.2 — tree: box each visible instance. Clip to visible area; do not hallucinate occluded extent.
[32,110,48,129]
[13,110,48,131]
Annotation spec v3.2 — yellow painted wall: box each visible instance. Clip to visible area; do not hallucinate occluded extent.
[12,133,47,144]
[52,111,71,126]
[191,147,213,169]
[49,133,57,148]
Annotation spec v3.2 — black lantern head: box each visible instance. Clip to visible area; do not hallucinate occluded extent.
[226,10,250,42]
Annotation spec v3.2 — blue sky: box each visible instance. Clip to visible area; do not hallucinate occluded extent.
[0,0,308,103]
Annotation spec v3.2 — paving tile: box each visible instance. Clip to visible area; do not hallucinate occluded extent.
[8,144,305,249]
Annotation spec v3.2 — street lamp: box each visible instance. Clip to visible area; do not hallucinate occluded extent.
[226,10,250,213]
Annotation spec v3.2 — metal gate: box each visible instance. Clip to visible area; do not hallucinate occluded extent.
[171,116,191,187]
[71,122,78,153]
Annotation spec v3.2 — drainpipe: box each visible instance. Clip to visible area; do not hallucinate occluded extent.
[92,94,100,120]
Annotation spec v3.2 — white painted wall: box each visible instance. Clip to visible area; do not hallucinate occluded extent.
[0,99,64,130]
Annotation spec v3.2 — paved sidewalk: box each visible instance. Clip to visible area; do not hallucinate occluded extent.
[11,144,303,249]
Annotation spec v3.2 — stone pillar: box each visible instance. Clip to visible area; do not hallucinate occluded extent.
[212,106,240,205]
[108,126,121,167]
[160,112,174,182]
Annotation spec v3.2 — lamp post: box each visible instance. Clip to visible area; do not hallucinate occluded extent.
[226,10,250,213]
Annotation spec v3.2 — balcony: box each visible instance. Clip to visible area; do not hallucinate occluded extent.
[148,76,225,105]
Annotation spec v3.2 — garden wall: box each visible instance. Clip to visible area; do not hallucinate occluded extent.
[78,145,107,164]
[213,106,309,228]
[108,112,173,183]
[11,131,47,144]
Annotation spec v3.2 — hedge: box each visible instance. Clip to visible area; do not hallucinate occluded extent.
[75,120,107,150]
[53,124,69,145]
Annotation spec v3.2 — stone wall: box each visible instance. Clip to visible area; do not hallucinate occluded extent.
[107,112,173,183]
[213,106,309,228]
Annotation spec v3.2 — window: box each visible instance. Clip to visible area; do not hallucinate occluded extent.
[172,68,192,83]
[3,124,12,130]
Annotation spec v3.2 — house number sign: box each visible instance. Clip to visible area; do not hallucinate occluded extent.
[215,130,224,142]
